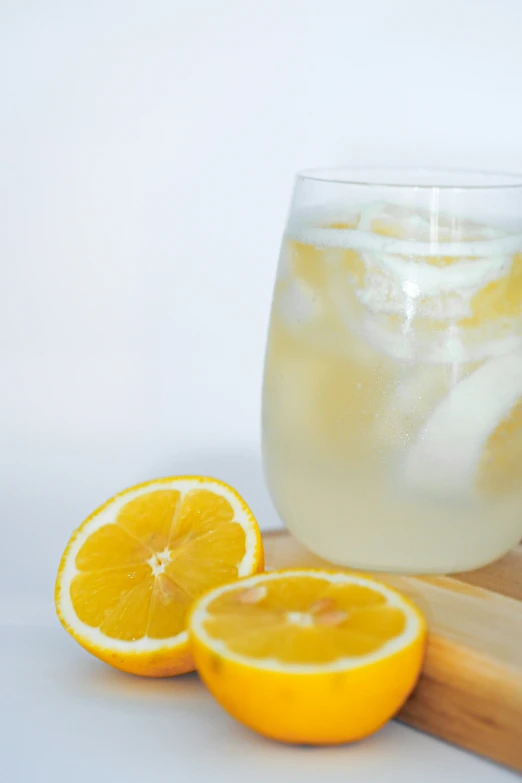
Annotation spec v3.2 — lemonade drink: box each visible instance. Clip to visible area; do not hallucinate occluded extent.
[263,189,522,573]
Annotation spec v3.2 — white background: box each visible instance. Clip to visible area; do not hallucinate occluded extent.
[1,1,520,781]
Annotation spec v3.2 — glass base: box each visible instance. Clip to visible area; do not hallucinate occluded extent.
[283,524,515,576]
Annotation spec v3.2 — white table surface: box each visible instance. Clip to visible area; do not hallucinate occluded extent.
[2,623,517,783]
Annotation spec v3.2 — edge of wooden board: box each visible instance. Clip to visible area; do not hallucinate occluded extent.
[402,634,522,771]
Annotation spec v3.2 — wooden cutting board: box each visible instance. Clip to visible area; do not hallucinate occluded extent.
[263,530,522,772]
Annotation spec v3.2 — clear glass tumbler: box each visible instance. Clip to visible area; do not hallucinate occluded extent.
[262,168,522,574]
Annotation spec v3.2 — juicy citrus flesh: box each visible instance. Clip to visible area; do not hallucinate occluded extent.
[71,489,248,641]
[55,477,263,677]
[202,574,407,663]
[190,570,427,744]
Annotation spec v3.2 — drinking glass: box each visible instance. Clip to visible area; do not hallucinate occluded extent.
[262,168,522,574]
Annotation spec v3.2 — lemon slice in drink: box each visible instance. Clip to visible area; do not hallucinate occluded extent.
[401,352,522,497]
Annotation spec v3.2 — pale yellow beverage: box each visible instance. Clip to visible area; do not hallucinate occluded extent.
[262,183,522,574]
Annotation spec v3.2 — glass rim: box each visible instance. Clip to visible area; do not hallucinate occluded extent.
[296,166,522,190]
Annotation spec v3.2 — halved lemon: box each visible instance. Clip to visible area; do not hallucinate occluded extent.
[189,569,426,744]
[55,476,263,677]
